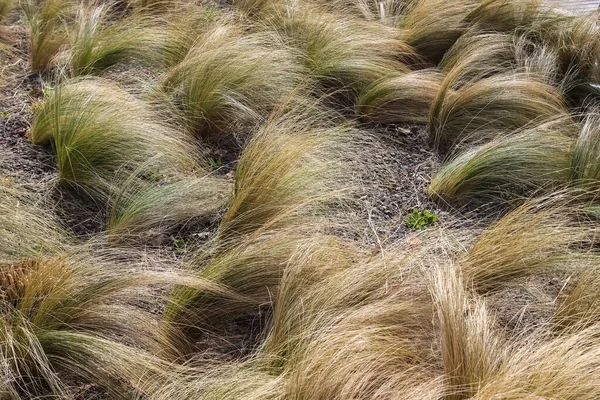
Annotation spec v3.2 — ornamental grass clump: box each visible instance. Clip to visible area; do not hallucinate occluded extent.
[29,78,198,202]
[161,23,303,138]
[429,120,575,205]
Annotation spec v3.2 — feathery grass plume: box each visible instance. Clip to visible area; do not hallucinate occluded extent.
[149,362,286,400]
[65,3,166,76]
[429,120,576,205]
[107,174,231,242]
[0,240,232,398]
[22,0,73,71]
[467,0,599,84]
[218,106,351,241]
[162,22,303,138]
[398,0,477,64]
[264,234,446,399]
[0,0,13,23]
[356,69,443,124]
[554,268,600,332]
[163,231,308,356]
[460,196,598,291]
[431,263,504,399]
[0,184,66,264]
[269,4,418,96]
[0,255,158,398]
[429,72,568,153]
[29,78,198,202]
[472,324,600,399]
[571,112,600,185]
[465,0,548,33]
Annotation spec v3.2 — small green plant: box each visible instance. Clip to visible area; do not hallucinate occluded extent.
[204,5,219,21]
[172,236,188,255]
[42,85,54,97]
[208,157,223,168]
[405,208,438,230]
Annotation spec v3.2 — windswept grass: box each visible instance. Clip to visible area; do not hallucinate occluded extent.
[466,0,548,33]
[156,4,221,69]
[399,0,477,64]
[161,23,303,138]
[439,31,560,87]
[5,0,600,397]
[431,264,503,399]
[461,197,598,291]
[429,120,575,205]
[22,0,73,71]
[29,78,198,201]
[163,231,307,356]
[0,184,66,264]
[571,112,600,184]
[473,324,600,399]
[162,230,443,399]
[0,0,13,23]
[268,4,418,96]
[164,105,360,353]
[149,362,285,400]
[0,191,228,397]
[0,252,200,398]
[467,0,600,83]
[108,174,231,242]
[65,4,164,76]
[263,241,438,399]
[429,72,568,153]
[218,106,351,242]
[356,69,442,124]
[555,268,600,332]
[324,0,411,24]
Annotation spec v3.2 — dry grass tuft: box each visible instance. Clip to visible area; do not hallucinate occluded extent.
[108,175,231,242]
[356,69,443,124]
[429,119,576,205]
[161,23,303,138]
[64,4,165,76]
[399,0,477,64]
[473,324,600,399]
[0,248,190,398]
[429,72,568,153]
[571,112,600,184]
[29,78,198,201]
[555,268,600,332]
[22,0,73,71]
[0,185,67,265]
[460,197,598,291]
[218,106,351,242]
[431,263,504,399]
[265,4,418,97]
